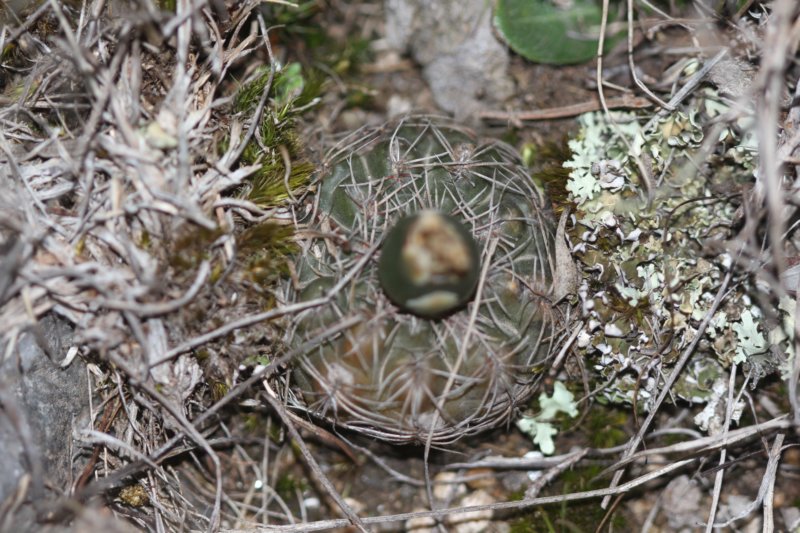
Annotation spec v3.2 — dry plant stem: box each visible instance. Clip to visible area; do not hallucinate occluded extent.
[422,238,498,516]
[478,96,653,123]
[787,60,800,435]
[260,381,368,533]
[627,0,671,109]
[77,313,367,506]
[3,2,52,44]
[341,438,425,486]
[105,348,223,531]
[153,240,380,366]
[222,13,276,168]
[703,363,738,532]
[525,449,588,499]
[446,449,605,471]
[220,456,697,533]
[75,397,122,491]
[175,0,192,192]
[600,269,733,509]
[596,0,655,200]
[641,49,728,133]
[445,415,790,487]
[597,415,790,477]
[548,321,584,377]
[756,0,798,282]
[267,403,359,464]
[97,260,210,317]
[711,433,785,529]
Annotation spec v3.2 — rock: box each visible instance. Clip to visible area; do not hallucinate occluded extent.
[448,489,495,533]
[662,475,703,530]
[0,314,90,530]
[385,0,514,121]
[405,508,437,532]
[433,471,467,503]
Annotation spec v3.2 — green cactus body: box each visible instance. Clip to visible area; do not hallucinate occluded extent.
[285,116,559,445]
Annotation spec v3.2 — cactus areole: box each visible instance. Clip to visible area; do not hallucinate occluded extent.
[284,116,559,445]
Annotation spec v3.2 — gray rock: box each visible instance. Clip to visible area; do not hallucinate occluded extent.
[0,314,90,530]
[385,0,514,121]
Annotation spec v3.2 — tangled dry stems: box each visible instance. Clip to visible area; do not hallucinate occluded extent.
[0,0,798,531]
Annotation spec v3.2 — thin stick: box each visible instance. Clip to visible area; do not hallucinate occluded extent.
[423,238,498,520]
[479,96,653,122]
[703,364,738,532]
[601,270,733,508]
[626,0,671,109]
[261,381,368,533]
[219,457,697,532]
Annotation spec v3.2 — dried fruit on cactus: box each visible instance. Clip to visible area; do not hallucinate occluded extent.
[284,116,560,445]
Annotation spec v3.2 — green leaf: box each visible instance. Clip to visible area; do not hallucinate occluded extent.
[493,0,621,65]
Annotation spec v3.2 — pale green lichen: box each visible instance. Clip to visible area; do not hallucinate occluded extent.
[732,309,769,365]
[517,382,578,455]
[562,84,779,427]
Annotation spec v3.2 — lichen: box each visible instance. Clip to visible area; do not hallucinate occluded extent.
[563,83,787,429]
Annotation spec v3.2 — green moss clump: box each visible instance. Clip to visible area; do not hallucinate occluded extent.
[155,0,176,11]
[509,466,628,532]
[529,140,573,215]
[210,381,228,403]
[234,62,323,116]
[231,63,321,207]
[246,153,315,206]
[168,226,225,273]
[238,222,296,286]
[275,473,309,501]
[581,405,631,448]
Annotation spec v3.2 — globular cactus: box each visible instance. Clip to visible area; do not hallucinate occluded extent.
[283,116,560,445]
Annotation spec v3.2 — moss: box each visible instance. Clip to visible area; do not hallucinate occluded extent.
[275,472,309,501]
[209,263,224,284]
[74,237,86,256]
[210,381,228,402]
[138,230,152,250]
[242,413,262,433]
[231,63,319,208]
[530,140,573,215]
[155,0,176,11]
[582,405,630,449]
[510,405,633,531]
[508,466,628,531]
[234,63,323,116]
[246,155,314,206]
[118,484,149,507]
[167,225,224,273]
[238,222,297,286]
[510,500,626,533]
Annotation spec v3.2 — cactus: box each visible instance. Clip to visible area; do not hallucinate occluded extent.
[284,116,560,445]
